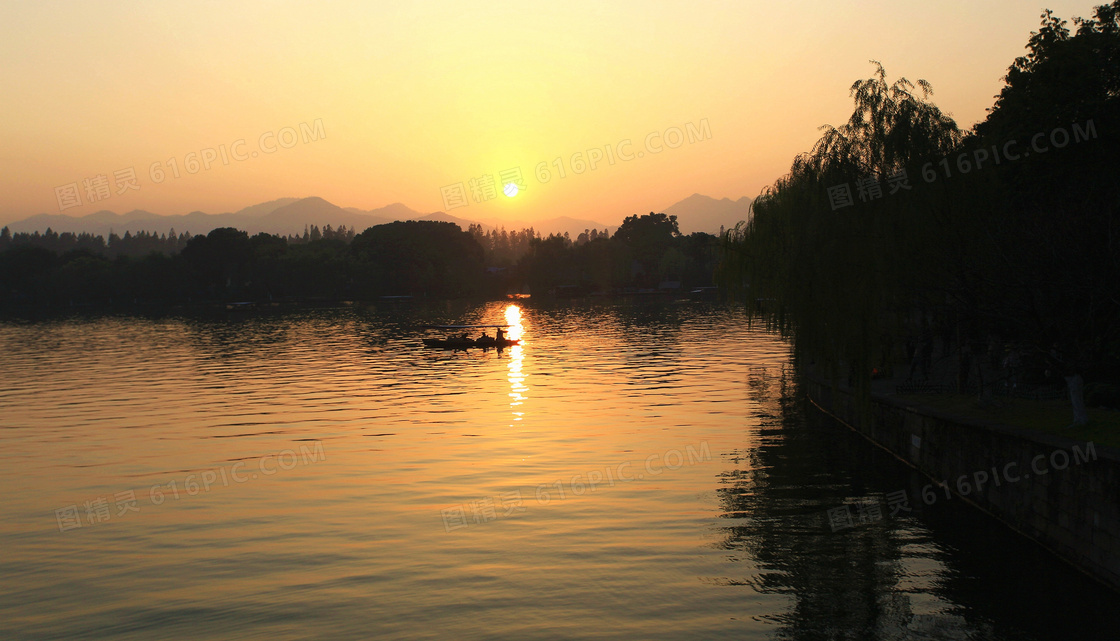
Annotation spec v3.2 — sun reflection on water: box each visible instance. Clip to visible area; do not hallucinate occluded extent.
[505,305,527,420]
[504,305,523,341]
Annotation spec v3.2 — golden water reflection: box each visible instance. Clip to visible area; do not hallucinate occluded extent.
[505,305,527,422]
[504,304,523,341]
[1,303,1114,640]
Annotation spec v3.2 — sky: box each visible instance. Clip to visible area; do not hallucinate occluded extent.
[0,0,1107,226]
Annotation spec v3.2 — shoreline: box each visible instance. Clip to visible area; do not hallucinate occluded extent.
[803,372,1120,592]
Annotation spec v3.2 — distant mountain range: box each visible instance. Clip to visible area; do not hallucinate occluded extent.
[662,193,753,234]
[5,197,399,238]
[3,193,751,239]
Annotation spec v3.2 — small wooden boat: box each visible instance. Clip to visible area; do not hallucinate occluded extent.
[422,337,520,350]
[419,323,520,350]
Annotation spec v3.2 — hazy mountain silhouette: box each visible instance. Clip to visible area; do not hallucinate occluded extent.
[86,209,162,224]
[232,198,301,218]
[345,202,420,221]
[259,196,391,232]
[662,193,752,234]
[4,197,401,237]
[3,193,746,238]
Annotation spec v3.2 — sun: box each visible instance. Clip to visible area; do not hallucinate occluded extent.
[503,183,519,198]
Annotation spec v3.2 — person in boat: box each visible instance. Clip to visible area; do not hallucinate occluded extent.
[495,327,506,342]
[477,330,492,342]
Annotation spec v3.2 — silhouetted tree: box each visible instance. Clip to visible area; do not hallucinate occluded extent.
[721,61,963,401]
[180,227,253,296]
[351,221,484,298]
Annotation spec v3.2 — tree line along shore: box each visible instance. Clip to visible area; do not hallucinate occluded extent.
[0,214,719,307]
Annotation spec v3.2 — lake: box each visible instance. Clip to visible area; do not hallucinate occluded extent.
[1,300,1116,640]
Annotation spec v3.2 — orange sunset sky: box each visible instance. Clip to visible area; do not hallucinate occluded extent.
[0,1,1104,226]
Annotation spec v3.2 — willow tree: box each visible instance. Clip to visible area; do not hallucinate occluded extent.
[721,63,963,400]
[726,5,1120,430]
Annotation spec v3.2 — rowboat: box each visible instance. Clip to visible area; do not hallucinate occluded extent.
[422,337,520,350]
[419,323,519,350]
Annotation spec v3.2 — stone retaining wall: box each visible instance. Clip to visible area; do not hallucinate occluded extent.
[804,376,1120,590]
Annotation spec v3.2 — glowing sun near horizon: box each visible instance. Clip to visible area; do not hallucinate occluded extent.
[503,183,519,198]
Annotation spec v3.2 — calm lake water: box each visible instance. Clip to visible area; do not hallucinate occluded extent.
[1,300,1116,640]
